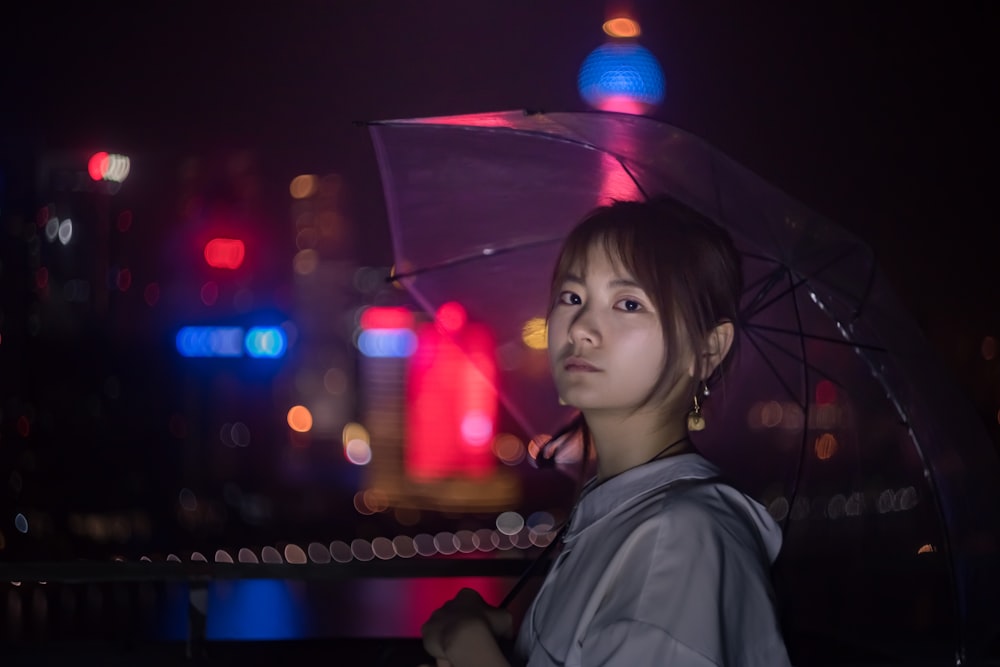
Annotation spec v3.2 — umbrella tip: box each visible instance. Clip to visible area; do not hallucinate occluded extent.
[385,266,404,287]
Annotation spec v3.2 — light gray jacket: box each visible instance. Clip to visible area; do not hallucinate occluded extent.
[514,453,791,666]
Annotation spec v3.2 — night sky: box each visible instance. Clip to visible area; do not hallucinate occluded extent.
[5,3,995,309]
[1,1,998,548]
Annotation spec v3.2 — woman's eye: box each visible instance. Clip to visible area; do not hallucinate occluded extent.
[559,291,581,305]
[617,299,643,312]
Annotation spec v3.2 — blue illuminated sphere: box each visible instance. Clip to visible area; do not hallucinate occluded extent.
[577,42,666,114]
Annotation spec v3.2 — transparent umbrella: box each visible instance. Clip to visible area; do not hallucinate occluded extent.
[366,109,1000,665]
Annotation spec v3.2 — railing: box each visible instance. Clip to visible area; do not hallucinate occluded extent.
[0,556,549,665]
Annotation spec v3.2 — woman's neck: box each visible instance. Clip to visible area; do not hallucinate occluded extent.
[585,409,691,481]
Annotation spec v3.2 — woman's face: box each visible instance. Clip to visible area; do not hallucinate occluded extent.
[547,244,670,414]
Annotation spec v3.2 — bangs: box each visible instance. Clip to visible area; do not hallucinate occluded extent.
[549,218,645,302]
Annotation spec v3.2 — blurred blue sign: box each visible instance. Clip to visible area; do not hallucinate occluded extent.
[357,329,417,358]
[176,325,288,359]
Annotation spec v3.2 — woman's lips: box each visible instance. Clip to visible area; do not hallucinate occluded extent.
[564,357,599,372]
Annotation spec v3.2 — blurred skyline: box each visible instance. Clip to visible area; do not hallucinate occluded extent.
[2,1,998,543]
[5,2,998,424]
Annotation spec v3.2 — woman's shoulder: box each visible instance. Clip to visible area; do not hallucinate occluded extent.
[644,482,730,536]
[639,479,783,564]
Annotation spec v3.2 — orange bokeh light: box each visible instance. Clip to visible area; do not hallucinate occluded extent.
[603,17,640,37]
[287,405,313,433]
[814,432,839,460]
[289,174,318,199]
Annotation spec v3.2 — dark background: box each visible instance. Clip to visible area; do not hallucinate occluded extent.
[4,3,996,311]
[1,1,998,557]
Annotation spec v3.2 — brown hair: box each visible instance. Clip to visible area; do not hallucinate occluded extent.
[539,195,742,467]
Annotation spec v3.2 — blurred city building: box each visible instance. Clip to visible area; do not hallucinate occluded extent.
[356,303,521,513]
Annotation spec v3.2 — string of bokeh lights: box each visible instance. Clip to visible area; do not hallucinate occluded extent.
[1,480,935,570]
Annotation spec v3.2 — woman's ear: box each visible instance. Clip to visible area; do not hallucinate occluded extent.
[698,321,735,380]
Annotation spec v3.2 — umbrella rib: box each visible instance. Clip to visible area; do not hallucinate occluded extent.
[743,326,856,389]
[744,323,886,353]
[740,272,807,321]
[742,327,807,410]
[388,237,564,281]
[804,242,879,323]
[782,273,811,535]
[818,244,884,309]
[741,245,872,321]
[742,265,789,320]
[745,270,835,321]
[742,259,787,296]
[798,244,878,319]
[616,157,650,201]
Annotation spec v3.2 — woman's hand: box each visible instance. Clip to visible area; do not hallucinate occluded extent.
[420,588,513,667]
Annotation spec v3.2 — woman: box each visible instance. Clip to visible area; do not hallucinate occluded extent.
[421,196,791,666]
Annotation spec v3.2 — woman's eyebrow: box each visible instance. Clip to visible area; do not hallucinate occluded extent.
[561,274,644,290]
[608,278,642,289]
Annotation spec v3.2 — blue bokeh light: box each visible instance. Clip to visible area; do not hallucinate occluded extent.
[206,580,306,640]
[245,326,287,358]
[176,324,288,358]
[176,326,244,358]
[358,329,418,358]
[155,580,306,641]
[577,42,666,114]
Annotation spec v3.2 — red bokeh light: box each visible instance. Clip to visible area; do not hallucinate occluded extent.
[203,238,246,269]
[591,96,651,116]
[815,379,838,406]
[435,301,467,333]
[88,152,109,181]
[360,306,414,331]
[407,318,497,479]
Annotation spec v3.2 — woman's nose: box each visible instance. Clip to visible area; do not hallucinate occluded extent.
[568,307,599,345]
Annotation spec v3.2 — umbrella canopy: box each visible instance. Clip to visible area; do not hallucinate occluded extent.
[367,109,1000,664]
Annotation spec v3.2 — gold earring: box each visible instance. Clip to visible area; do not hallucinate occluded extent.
[558,396,567,406]
[687,383,708,431]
